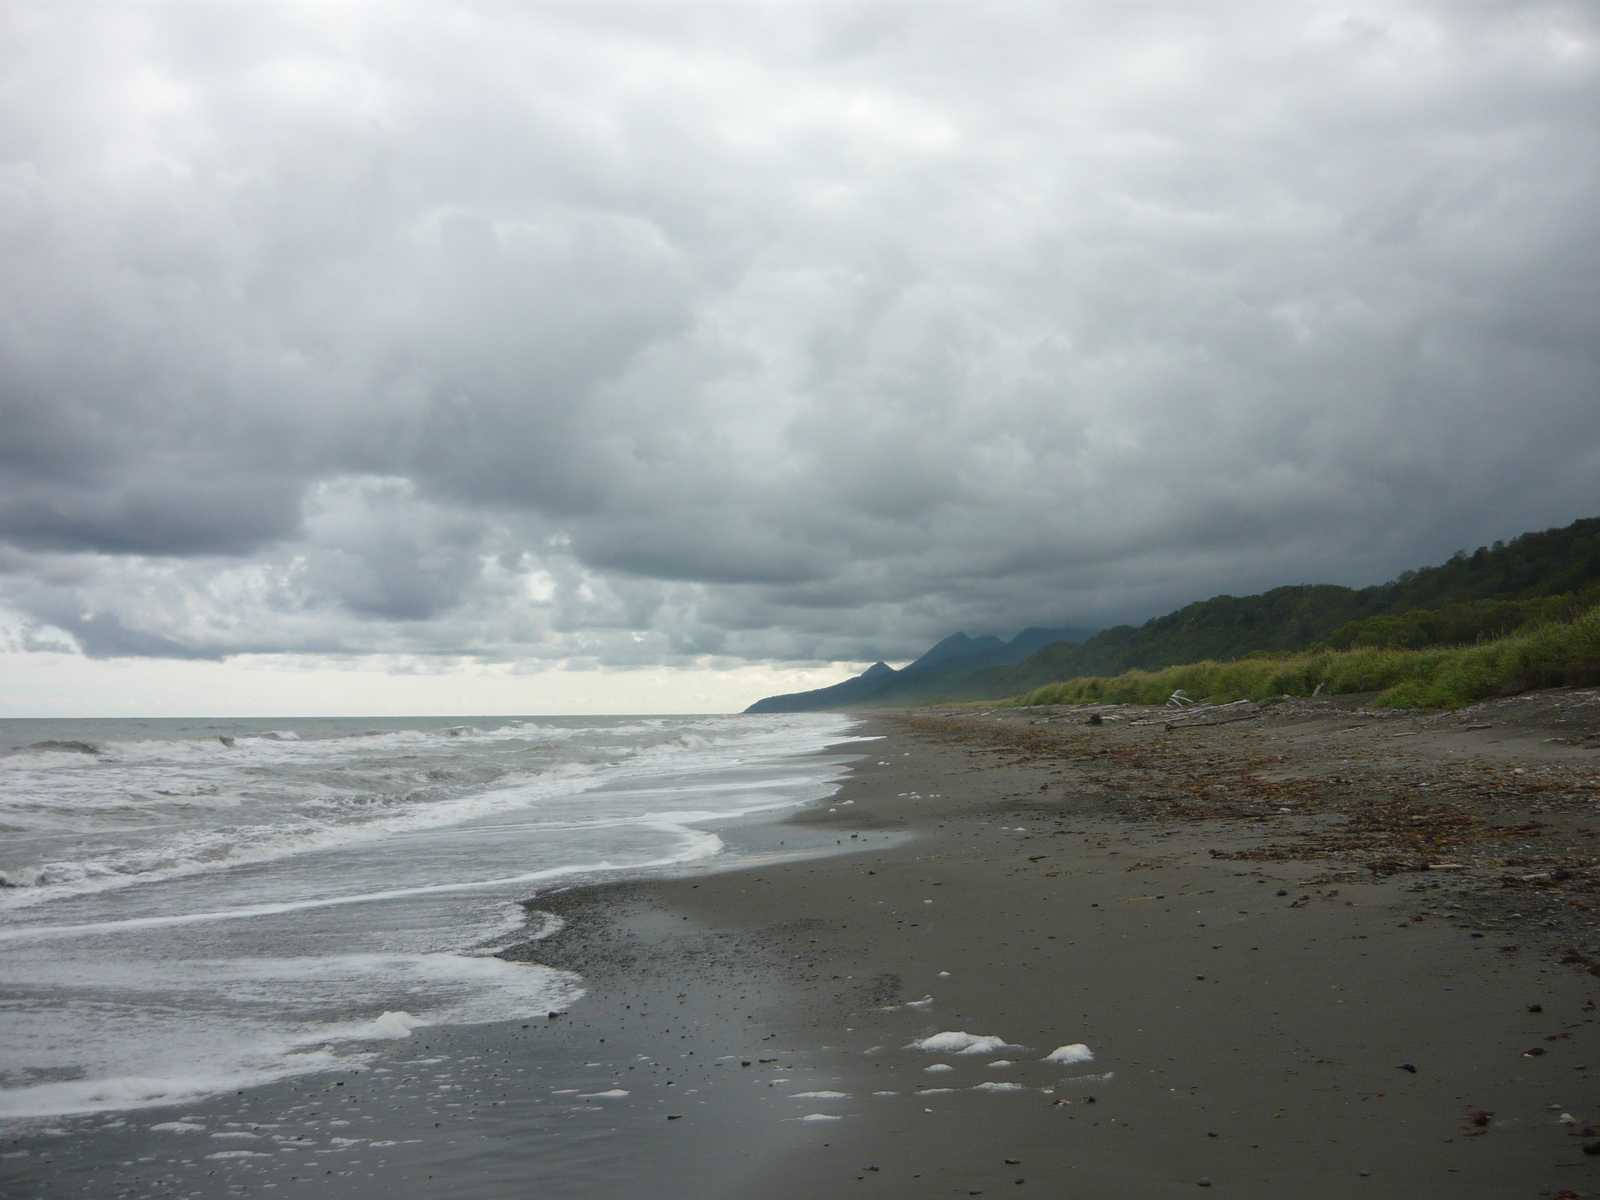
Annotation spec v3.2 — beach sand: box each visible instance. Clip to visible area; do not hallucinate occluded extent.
[8,691,1600,1198]
[520,690,1600,1198]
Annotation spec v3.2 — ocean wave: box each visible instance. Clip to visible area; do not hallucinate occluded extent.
[14,740,102,756]
[0,714,865,909]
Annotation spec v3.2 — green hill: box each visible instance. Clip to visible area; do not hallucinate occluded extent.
[745,514,1600,712]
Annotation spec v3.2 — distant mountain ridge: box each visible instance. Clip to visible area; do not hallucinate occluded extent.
[744,514,1600,713]
[745,626,1099,713]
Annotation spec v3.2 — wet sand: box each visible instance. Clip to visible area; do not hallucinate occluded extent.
[538,690,1600,1198]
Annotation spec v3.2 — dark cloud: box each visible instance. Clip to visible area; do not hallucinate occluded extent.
[0,2,1597,668]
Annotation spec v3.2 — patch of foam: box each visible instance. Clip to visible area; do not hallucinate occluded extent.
[150,1122,205,1133]
[0,954,582,1119]
[924,1064,953,1073]
[369,1011,424,1039]
[790,1091,848,1099]
[798,1113,843,1122]
[578,1090,629,1099]
[1041,1044,1093,1065]
[971,1081,1027,1093]
[987,1060,1014,1067]
[907,1031,1014,1056]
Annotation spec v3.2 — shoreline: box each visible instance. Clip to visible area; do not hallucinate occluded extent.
[8,693,1600,1197]
[515,692,1600,1197]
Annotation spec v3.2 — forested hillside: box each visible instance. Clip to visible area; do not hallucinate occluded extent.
[746,515,1600,712]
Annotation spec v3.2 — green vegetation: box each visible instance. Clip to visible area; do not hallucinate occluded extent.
[1017,517,1600,683]
[1008,604,1600,711]
[1323,588,1600,651]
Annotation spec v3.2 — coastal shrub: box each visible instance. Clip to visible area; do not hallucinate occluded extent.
[1005,605,1600,711]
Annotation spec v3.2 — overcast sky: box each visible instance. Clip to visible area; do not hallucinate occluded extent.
[2,1,1597,715]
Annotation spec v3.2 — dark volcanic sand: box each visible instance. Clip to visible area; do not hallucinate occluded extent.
[7,690,1600,1199]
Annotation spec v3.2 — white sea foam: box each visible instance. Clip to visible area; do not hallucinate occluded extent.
[1041,1044,1094,1065]
[0,714,860,913]
[971,1081,1027,1093]
[369,1011,425,1039]
[790,1091,848,1099]
[1,713,868,1120]
[908,1032,1015,1056]
[798,1113,843,1122]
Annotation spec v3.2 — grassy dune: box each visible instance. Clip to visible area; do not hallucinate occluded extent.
[1007,606,1600,711]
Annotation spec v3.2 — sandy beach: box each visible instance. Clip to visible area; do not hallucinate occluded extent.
[515,689,1600,1199]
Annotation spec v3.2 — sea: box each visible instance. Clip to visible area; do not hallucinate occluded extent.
[0,712,866,1126]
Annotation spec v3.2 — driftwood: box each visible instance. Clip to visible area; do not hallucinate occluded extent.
[1130,699,1255,728]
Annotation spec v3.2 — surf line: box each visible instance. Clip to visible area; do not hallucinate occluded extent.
[0,838,722,943]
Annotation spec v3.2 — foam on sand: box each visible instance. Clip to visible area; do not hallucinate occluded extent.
[1041,1043,1094,1065]
[578,1089,629,1099]
[907,1031,1015,1055]
[798,1113,843,1121]
[790,1090,848,1099]
[369,1010,425,1039]
[970,1081,1028,1093]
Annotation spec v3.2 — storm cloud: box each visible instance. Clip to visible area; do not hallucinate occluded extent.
[2,2,1597,672]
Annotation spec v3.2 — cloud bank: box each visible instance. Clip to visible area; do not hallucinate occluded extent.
[2,2,1597,676]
